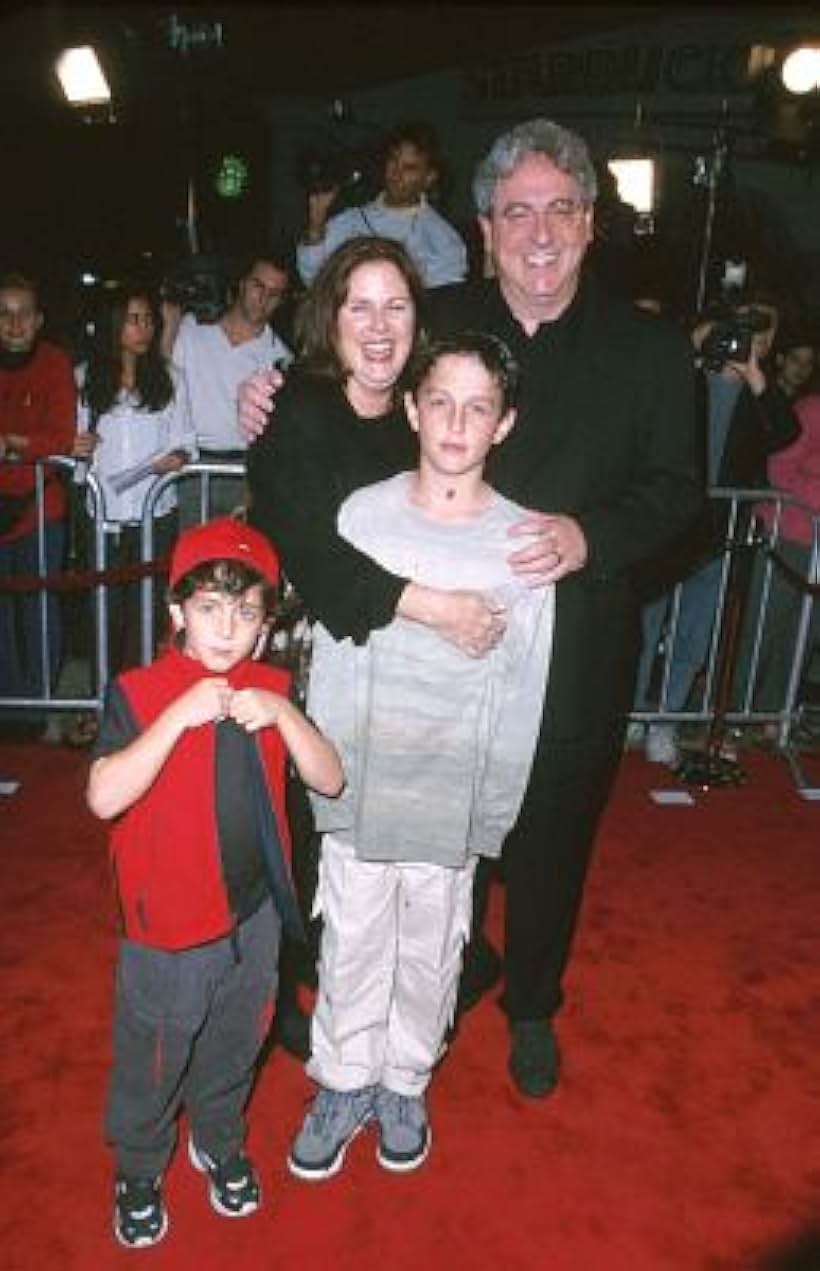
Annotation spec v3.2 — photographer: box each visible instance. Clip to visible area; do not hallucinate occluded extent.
[694,295,798,491]
[296,121,467,290]
[635,292,800,765]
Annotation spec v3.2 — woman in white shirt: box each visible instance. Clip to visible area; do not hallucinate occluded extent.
[74,285,195,677]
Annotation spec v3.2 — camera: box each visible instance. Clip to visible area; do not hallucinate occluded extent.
[160,258,229,323]
[700,306,773,371]
[295,146,367,197]
[294,117,384,209]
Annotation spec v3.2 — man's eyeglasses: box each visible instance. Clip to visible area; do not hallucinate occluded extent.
[502,198,589,227]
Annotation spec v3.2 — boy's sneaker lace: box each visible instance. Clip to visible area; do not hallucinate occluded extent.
[287,1085,374,1181]
[188,1137,261,1217]
[374,1087,431,1172]
[113,1175,168,1248]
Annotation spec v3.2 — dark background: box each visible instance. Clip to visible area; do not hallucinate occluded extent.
[1,4,818,333]
[0,4,701,272]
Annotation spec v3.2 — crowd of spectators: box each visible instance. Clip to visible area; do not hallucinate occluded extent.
[2,116,819,757]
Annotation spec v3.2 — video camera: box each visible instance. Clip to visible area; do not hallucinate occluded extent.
[294,111,385,211]
[700,306,774,371]
[159,258,230,323]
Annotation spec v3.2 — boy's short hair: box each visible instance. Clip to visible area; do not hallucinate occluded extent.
[407,331,520,415]
[169,517,280,611]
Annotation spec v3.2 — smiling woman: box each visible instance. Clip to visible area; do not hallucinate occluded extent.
[246,235,509,654]
[246,237,423,639]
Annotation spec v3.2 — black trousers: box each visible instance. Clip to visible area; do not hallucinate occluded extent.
[493,729,623,1022]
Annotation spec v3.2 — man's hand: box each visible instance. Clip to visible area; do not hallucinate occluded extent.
[303,188,338,244]
[508,512,588,585]
[725,343,766,397]
[237,367,284,443]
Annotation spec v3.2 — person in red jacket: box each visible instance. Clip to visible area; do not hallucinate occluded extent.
[86,515,342,1249]
[0,271,76,705]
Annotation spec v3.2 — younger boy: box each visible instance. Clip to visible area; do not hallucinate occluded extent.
[87,516,343,1248]
[289,332,555,1180]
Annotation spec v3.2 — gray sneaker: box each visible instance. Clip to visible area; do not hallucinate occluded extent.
[287,1085,374,1181]
[374,1087,431,1173]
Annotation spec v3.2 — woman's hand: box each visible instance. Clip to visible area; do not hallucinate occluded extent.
[237,367,285,443]
[398,583,507,658]
[507,511,587,586]
[153,449,187,475]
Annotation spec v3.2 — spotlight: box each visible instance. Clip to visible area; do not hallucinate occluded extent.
[55,46,111,106]
[607,158,655,215]
[781,46,820,95]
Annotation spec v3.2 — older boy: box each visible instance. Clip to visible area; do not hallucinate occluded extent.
[289,333,554,1180]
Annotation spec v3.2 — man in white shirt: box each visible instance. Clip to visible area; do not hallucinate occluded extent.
[297,122,468,291]
[172,251,293,523]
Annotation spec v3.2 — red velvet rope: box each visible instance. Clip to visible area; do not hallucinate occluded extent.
[0,556,170,593]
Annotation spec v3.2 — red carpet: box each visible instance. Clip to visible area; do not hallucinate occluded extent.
[1,743,819,1271]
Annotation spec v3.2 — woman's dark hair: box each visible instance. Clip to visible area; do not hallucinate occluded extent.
[83,284,174,419]
[407,331,520,414]
[294,236,423,396]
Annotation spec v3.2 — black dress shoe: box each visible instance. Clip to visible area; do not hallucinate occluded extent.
[456,935,502,1015]
[509,1019,560,1098]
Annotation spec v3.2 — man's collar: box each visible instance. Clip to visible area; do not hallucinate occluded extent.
[0,344,38,370]
[376,192,428,214]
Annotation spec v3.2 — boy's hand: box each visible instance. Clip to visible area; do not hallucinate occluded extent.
[172,677,233,730]
[228,687,282,733]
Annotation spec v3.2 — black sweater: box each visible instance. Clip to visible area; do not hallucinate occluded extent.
[247,371,415,642]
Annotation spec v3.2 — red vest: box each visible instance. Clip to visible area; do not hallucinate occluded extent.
[110,646,292,950]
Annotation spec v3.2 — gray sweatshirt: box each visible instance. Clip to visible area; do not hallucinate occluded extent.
[308,473,555,866]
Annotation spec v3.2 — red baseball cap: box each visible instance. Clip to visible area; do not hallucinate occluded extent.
[169,516,280,588]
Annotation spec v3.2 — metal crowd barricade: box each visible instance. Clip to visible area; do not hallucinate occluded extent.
[3,470,819,799]
[0,455,108,719]
[630,487,820,799]
[139,460,246,662]
[0,457,245,724]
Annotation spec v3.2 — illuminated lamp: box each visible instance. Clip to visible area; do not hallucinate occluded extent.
[55,46,111,106]
[607,158,655,215]
[781,46,820,95]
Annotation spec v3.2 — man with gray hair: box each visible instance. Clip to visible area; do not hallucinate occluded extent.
[238,117,702,1099]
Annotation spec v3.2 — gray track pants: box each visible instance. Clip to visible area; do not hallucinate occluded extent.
[106,899,280,1179]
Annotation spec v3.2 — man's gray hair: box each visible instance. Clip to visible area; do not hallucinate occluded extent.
[472,118,598,216]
